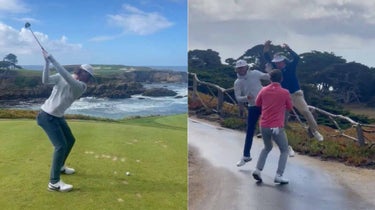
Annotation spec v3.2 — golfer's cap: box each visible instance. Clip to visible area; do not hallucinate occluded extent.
[235,59,248,68]
[80,64,94,77]
[272,53,287,63]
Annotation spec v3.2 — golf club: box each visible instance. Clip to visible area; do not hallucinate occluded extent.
[24,22,45,51]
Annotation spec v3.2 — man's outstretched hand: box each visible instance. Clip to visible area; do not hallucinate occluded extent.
[263,40,272,52]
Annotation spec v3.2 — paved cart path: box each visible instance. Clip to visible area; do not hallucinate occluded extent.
[188,118,375,210]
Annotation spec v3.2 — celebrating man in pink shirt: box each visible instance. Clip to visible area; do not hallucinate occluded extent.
[252,69,293,184]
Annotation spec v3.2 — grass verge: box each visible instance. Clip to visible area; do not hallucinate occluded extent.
[0,114,187,210]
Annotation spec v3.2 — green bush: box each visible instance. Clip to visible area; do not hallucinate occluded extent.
[14,76,40,88]
[220,117,246,130]
[283,123,375,168]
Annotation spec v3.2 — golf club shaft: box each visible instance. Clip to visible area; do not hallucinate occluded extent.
[28,27,45,51]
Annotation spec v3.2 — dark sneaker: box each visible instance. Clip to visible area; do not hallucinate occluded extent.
[252,169,262,182]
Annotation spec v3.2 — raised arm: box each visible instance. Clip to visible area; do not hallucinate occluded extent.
[263,40,273,63]
[259,71,270,81]
[42,54,50,84]
[282,43,300,65]
[43,50,84,88]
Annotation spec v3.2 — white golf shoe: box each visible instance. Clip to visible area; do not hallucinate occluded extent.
[274,174,289,184]
[61,166,75,175]
[236,156,252,167]
[313,131,324,141]
[288,146,295,157]
[48,180,73,192]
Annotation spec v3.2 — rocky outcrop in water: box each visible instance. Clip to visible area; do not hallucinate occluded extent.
[142,88,177,97]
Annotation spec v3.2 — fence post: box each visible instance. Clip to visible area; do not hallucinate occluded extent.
[192,74,198,100]
[217,89,223,115]
[356,124,365,147]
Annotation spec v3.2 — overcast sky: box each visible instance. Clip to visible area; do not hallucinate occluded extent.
[0,0,186,66]
[189,0,375,68]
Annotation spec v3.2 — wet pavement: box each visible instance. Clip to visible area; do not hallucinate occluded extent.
[188,118,375,210]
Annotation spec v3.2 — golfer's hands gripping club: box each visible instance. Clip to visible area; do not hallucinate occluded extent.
[263,40,272,52]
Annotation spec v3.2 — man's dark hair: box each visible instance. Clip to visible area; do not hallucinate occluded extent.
[270,69,283,83]
[73,67,95,83]
[73,67,84,75]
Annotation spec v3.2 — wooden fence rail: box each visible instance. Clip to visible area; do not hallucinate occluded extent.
[189,72,375,147]
[189,72,236,113]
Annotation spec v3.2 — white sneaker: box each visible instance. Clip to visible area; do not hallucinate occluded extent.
[313,131,324,141]
[252,169,262,182]
[288,146,295,157]
[236,156,252,167]
[61,166,75,175]
[48,180,73,192]
[274,174,289,184]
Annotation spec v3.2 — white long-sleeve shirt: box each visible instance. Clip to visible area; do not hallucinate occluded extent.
[41,55,87,117]
[234,70,270,106]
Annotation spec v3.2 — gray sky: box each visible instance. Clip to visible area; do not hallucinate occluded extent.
[189,0,375,67]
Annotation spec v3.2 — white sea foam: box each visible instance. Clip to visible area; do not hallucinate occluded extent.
[6,82,187,120]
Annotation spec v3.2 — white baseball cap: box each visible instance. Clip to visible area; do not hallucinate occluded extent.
[80,64,94,77]
[235,59,248,68]
[271,53,287,63]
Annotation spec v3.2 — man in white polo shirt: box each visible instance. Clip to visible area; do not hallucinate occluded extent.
[234,59,270,166]
[36,49,94,192]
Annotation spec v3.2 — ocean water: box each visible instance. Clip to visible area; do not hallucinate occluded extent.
[22,65,187,72]
[5,82,187,120]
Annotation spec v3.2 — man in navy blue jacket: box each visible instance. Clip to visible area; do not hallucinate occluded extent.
[263,40,323,141]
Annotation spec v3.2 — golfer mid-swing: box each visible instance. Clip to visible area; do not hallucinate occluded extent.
[37,49,94,192]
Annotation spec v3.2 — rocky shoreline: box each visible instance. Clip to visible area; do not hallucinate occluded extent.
[0,68,187,102]
[0,85,186,107]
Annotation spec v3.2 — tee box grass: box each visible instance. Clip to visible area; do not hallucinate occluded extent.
[0,114,187,210]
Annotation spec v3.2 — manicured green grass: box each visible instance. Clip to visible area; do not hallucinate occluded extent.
[0,114,187,210]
